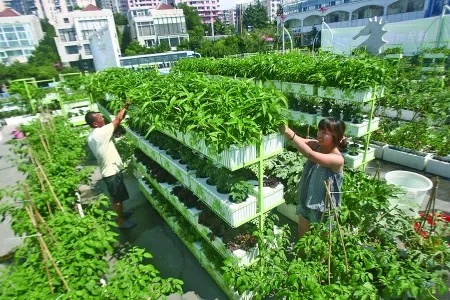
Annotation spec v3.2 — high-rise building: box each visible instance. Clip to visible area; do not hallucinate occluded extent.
[0,8,44,64]
[262,0,281,22]
[173,0,220,24]
[127,3,187,48]
[282,0,447,46]
[53,4,119,71]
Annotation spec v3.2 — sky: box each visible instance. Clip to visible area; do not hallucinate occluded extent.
[221,0,249,10]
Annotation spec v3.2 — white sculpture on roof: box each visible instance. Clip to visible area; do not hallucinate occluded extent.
[353,16,388,55]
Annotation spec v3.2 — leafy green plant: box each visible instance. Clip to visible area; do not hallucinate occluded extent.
[103,247,183,299]
[229,180,254,203]
[384,46,403,54]
[0,115,183,299]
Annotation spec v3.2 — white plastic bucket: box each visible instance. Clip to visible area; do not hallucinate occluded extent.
[385,171,433,217]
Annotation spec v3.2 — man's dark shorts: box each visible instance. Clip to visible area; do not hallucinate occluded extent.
[103,172,129,203]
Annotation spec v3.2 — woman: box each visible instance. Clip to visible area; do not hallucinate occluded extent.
[281,117,346,238]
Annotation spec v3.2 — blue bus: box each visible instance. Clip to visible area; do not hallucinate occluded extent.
[119,51,200,70]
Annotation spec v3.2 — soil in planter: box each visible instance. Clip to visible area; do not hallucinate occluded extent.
[171,185,200,209]
[198,205,257,252]
[434,155,450,163]
[135,149,177,184]
[264,176,280,188]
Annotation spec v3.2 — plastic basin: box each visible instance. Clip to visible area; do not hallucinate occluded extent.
[385,170,433,217]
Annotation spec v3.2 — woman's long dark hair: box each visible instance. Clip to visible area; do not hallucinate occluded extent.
[318,117,347,149]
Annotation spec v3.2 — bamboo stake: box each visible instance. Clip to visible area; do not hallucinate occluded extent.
[32,153,65,213]
[29,149,46,192]
[39,119,51,150]
[39,134,52,163]
[326,182,349,274]
[321,180,350,285]
[23,183,56,242]
[419,177,439,234]
[25,205,71,291]
[25,205,54,293]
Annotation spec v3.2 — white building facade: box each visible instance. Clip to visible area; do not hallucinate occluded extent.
[173,0,221,24]
[0,8,44,64]
[127,5,188,48]
[34,0,97,25]
[262,0,281,22]
[282,0,446,45]
[53,5,120,71]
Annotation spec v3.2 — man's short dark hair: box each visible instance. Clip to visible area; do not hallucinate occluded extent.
[85,111,98,127]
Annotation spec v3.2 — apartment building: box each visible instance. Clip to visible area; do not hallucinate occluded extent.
[282,0,446,45]
[53,4,119,71]
[217,8,235,27]
[0,1,97,24]
[0,8,44,64]
[0,0,36,15]
[173,0,220,24]
[127,4,188,49]
[262,0,281,22]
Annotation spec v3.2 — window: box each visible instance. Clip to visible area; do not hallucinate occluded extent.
[65,45,79,55]
[58,29,76,42]
[138,22,153,36]
[63,18,69,23]
[81,30,95,40]
[84,44,91,55]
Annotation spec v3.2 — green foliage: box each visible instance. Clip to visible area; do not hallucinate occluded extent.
[229,180,254,203]
[0,20,79,82]
[103,247,183,299]
[177,3,203,39]
[223,170,450,299]
[243,0,270,30]
[174,51,391,90]
[113,13,128,25]
[0,115,183,299]
[247,150,307,205]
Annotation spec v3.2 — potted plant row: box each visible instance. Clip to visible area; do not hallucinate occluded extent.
[173,52,391,102]
[132,154,260,267]
[127,127,284,227]
[95,72,288,171]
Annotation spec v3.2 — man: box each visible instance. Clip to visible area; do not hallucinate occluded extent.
[85,103,136,229]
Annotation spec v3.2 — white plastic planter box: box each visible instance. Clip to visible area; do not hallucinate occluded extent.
[126,128,163,165]
[423,53,446,59]
[425,156,450,178]
[383,147,433,170]
[189,176,257,227]
[281,82,314,95]
[276,203,298,223]
[158,151,192,184]
[421,66,445,72]
[62,99,90,110]
[343,146,375,168]
[318,86,382,102]
[5,115,37,125]
[345,117,380,137]
[262,133,284,155]
[385,53,403,59]
[370,142,389,159]
[254,183,285,210]
[262,80,282,90]
[284,109,317,125]
[69,115,86,126]
[161,128,283,170]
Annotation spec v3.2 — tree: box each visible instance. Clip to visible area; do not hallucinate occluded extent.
[114,13,128,26]
[243,0,269,30]
[28,20,59,65]
[177,3,203,32]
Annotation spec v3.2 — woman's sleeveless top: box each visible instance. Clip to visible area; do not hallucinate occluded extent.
[297,159,343,212]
